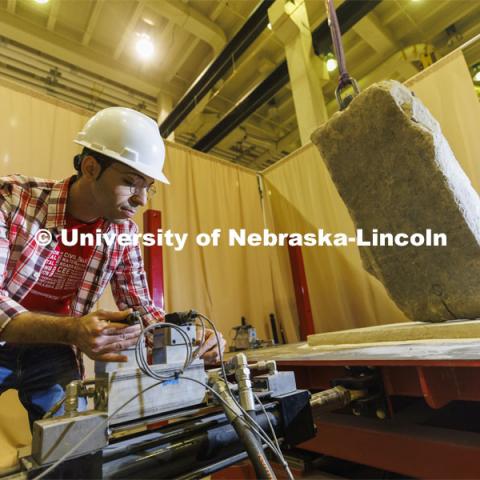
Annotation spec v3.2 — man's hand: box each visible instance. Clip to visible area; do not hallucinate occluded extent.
[69,309,141,362]
[195,328,226,365]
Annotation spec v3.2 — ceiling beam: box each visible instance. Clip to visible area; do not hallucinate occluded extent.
[157,21,174,48]
[114,0,147,60]
[352,11,397,55]
[193,62,289,152]
[165,2,225,83]
[149,0,226,56]
[160,0,274,138]
[165,41,197,83]
[82,1,104,46]
[252,128,299,168]
[209,2,226,22]
[6,0,16,15]
[46,0,60,32]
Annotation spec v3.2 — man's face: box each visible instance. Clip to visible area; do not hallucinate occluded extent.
[89,160,155,223]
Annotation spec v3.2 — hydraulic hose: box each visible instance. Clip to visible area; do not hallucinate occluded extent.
[213,378,277,480]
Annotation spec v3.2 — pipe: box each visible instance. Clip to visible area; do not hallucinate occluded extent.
[160,0,275,138]
[193,62,289,152]
[0,41,158,116]
[213,379,277,480]
[310,386,367,417]
[175,451,249,480]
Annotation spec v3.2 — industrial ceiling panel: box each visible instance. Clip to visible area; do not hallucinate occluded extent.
[55,0,92,36]
[0,0,477,169]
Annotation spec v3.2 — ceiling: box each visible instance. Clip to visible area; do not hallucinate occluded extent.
[0,0,479,170]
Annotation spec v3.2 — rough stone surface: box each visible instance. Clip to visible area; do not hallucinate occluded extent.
[311,80,480,322]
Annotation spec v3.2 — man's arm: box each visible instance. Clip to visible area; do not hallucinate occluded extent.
[1,311,73,344]
[0,182,28,333]
[1,309,141,362]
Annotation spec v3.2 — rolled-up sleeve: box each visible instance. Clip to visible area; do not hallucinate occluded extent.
[0,186,27,334]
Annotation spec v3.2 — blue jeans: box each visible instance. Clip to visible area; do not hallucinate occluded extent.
[0,344,87,430]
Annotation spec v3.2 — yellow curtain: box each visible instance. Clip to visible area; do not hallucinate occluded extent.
[0,79,89,179]
[405,50,480,192]
[262,145,408,335]
[150,143,279,342]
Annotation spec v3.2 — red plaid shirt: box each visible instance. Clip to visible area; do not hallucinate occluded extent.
[0,175,164,370]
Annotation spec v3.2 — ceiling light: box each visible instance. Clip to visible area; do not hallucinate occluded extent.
[326,54,338,72]
[136,33,154,61]
[473,64,480,83]
[267,23,272,30]
[34,0,49,4]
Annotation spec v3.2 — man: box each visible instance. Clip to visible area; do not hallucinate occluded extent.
[0,107,225,429]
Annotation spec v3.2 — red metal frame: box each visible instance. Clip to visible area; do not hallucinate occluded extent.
[287,245,314,340]
[143,209,165,311]
[281,361,480,405]
[301,412,480,479]
[275,359,480,479]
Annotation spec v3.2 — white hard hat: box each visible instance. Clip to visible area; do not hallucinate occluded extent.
[74,107,169,184]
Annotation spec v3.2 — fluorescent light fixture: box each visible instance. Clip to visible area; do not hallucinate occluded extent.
[326,54,338,72]
[474,71,480,83]
[143,17,155,26]
[136,33,154,60]
[34,0,49,4]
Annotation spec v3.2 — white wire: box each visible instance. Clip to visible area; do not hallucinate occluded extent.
[254,393,282,453]
[254,393,294,480]
[135,321,194,380]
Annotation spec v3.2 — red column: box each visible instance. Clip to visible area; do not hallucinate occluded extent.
[143,209,164,311]
[287,245,314,340]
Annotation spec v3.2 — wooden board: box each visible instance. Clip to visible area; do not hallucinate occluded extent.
[307,319,480,346]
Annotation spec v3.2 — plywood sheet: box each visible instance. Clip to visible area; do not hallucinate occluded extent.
[308,319,480,346]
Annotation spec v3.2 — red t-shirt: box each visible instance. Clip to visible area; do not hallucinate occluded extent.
[21,213,104,315]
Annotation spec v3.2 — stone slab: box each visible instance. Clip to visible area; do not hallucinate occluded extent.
[311,80,480,322]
